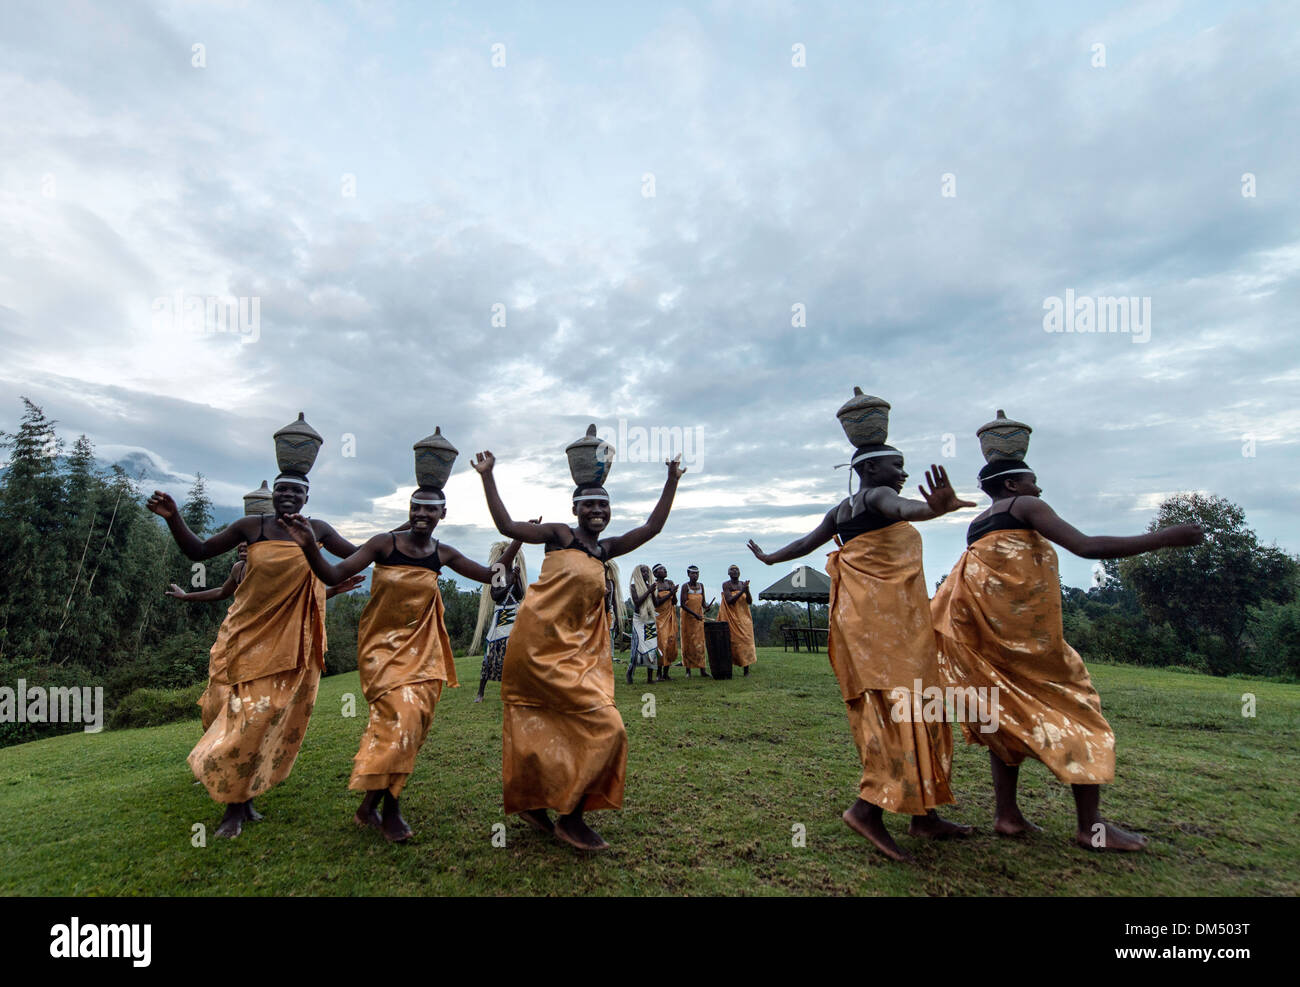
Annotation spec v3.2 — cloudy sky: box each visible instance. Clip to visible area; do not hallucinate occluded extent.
[1,0,1296,593]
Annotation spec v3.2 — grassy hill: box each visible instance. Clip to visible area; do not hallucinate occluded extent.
[2,648,1296,896]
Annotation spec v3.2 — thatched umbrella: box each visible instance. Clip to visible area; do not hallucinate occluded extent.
[758,565,831,629]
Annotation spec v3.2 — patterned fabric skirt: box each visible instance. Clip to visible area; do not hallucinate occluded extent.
[198,680,231,733]
[481,636,508,682]
[630,617,660,668]
[350,680,443,797]
[188,663,321,804]
[844,688,954,816]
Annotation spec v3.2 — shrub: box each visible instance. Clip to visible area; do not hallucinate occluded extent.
[110,682,205,730]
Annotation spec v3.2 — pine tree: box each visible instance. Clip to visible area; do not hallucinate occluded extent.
[0,399,66,661]
[181,473,214,536]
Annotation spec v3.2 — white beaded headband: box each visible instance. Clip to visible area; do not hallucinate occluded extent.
[410,494,445,505]
[982,467,1034,481]
[573,494,609,502]
[274,474,309,488]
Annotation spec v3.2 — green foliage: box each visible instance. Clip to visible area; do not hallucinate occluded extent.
[1246,597,1300,678]
[324,591,367,676]
[0,399,239,745]
[1118,493,1298,674]
[109,683,204,730]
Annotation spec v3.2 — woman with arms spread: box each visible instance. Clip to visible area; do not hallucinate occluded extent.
[147,413,356,839]
[280,431,512,842]
[474,425,684,852]
[931,412,1203,852]
[747,389,974,862]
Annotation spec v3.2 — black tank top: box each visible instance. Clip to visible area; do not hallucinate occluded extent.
[832,501,898,543]
[966,497,1031,545]
[247,514,270,544]
[379,533,443,571]
[545,529,607,562]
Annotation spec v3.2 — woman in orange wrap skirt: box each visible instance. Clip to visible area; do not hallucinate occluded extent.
[473,447,685,852]
[747,444,975,862]
[147,475,357,839]
[932,455,1203,852]
[679,565,709,676]
[279,488,515,842]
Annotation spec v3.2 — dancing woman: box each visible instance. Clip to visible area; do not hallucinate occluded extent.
[279,482,510,842]
[930,411,1203,851]
[473,438,684,851]
[746,390,974,862]
[147,471,357,839]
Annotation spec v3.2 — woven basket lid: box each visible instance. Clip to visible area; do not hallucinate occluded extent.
[566,423,615,486]
[836,387,891,446]
[413,427,459,488]
[272,412,324,475]
[242,480,273,516]
[976,409,1033,463]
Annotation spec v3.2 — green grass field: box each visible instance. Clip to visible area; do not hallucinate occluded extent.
[2,649,1296,896]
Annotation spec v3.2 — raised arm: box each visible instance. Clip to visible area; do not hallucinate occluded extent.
[602,457,685,559]
[1017,499,1203,559]
[147,491,254,560]
[278,515,383,584]
[748,511,838,566]
[474,452,569,544]
[864,464,975,522]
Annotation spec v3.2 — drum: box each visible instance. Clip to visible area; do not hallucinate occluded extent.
[704,620,733,680]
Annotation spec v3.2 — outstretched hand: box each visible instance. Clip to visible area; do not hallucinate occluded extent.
[276,513,315,547]
[1162,523,1205,548]
[917,464,976,516]
[146,491,178,520]
[747,539,772,564]
[333,573,366,593]
[473,451,495,475]
[666,454,686,480]
[164,583,186,598]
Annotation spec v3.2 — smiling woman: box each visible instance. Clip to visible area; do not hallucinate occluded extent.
[473,424,685,852]
[278,431,512,844]
[145,413,358,841]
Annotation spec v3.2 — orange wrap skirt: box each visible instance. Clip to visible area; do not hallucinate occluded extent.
[680,589,707,668]
[350,565,458,796]
[501,549,627,815]
[189,541,326,803]
[931,529,1115,784]
[720,591,757,667]
[826,522,953,815]
[655,597,679,667]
